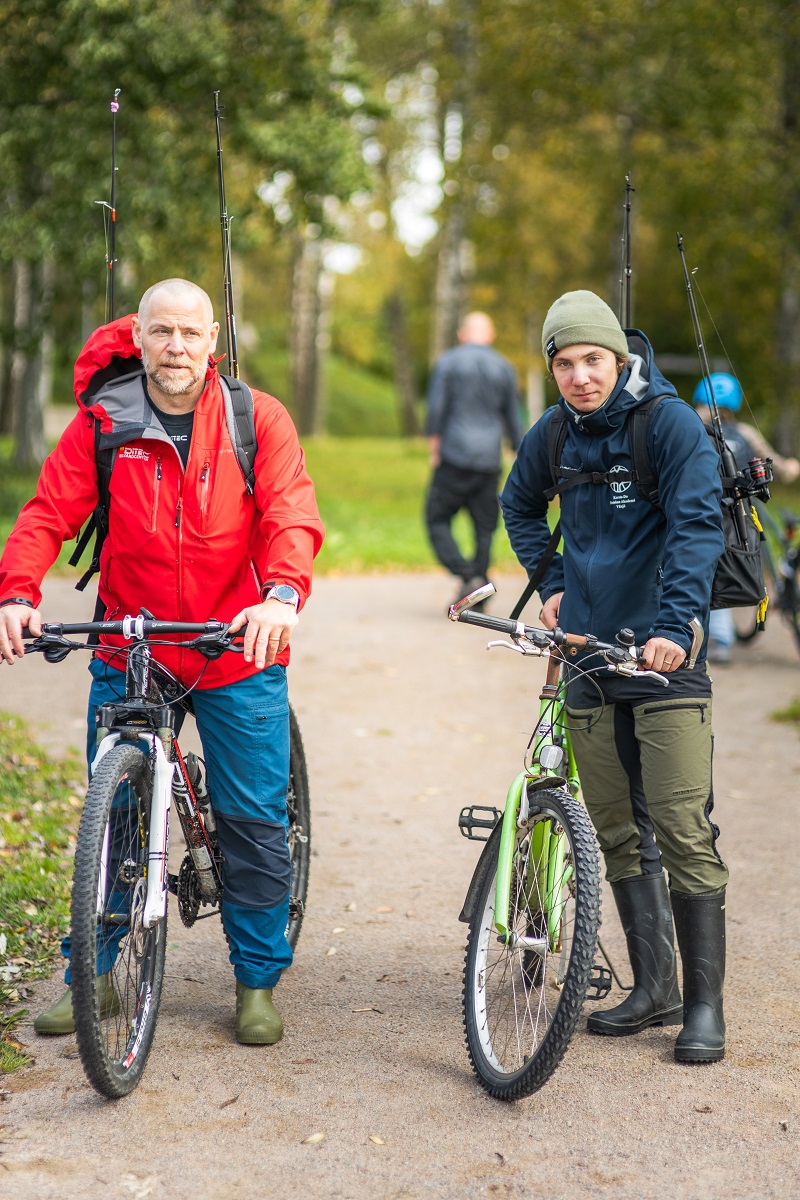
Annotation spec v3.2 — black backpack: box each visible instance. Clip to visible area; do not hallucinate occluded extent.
[70,372,258,596]
[510,397,765,621]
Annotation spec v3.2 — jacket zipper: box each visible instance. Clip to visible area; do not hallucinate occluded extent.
[200,461,210,535]
[640,702,708,722]
[150,457,162,534]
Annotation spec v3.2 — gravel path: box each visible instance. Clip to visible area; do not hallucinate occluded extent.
[1,573,798,1199]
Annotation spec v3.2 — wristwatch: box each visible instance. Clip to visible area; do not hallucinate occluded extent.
[263,583,300,610]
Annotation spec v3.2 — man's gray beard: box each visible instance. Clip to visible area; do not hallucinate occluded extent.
[142,348,204,396]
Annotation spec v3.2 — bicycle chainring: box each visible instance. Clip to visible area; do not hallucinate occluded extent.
[177,853,202,928]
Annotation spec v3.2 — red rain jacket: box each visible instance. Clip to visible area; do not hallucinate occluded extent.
[0,316,325,687]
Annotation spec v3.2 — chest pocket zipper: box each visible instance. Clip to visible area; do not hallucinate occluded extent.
[200,461,211,534]
[150,457,162,533]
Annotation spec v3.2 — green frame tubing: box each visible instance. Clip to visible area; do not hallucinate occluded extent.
[493,692,577,945]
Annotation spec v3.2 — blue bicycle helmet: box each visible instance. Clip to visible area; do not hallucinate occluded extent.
[692,372,742,412]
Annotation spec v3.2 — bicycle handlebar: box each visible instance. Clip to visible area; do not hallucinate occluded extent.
[453,607,645,664]
[22,617,244,663]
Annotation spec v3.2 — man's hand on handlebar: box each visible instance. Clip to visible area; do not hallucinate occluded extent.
[228,599,298,670]
[641,637,686,673]
[0,604,42,665]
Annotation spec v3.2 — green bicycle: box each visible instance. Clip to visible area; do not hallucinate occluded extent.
[449,584,682,1101]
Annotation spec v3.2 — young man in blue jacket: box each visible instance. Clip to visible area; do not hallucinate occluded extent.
[500,290,728,1063]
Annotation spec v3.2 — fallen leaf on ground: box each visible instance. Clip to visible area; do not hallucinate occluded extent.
[332,927,346,934]
[326,946,337,957]
[301,1132,326,1145]
[368,1135,385,1145]
[3,1035,27,1052]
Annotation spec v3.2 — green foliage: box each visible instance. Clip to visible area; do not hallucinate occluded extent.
[770,698,800,726]
[303,437,520,573]
[0,712,83,1070]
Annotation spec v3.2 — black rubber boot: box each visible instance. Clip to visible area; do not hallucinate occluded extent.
[588,873,683,1036]
[671,889,726,1063]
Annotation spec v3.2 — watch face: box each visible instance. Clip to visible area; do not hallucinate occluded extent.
[271,585,298,605]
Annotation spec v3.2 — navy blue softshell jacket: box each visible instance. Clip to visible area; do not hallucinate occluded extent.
[499,333,725,658]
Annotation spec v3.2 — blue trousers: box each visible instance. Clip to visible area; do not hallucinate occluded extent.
[62,658,293,991]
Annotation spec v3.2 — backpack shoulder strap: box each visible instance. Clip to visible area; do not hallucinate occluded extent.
[545,407,569,495]
[69,416,117,591]
[628,394,667,509]
[220,375,257,495]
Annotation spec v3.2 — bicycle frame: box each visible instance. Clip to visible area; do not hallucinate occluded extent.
[90,639,218,931]
[493,649,577,945]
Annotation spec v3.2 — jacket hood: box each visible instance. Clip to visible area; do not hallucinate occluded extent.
[74,315,142,409]
[73,314,220,412]
[560,330,678,436]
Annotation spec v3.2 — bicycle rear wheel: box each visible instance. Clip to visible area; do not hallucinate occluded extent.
[71,743,167,1099]
[286,705,311,950]
[463,786,600,1100]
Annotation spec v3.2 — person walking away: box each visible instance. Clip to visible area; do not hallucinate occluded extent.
[0,278,325,1046]
[693,372,800,663]
[500,291,728,1063]
[425,312,524,607]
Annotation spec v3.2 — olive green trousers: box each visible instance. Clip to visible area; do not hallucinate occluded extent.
[566,694,728,896]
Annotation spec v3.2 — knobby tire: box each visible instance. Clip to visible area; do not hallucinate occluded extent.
[71,743,167,1099]
[287,705,311,949]
[462,787,600,1101]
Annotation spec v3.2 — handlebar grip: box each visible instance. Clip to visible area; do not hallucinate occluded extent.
[457,610,521,636]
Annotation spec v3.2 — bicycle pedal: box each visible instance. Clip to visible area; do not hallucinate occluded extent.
[585,965,613,1001]
[458,805,502,841]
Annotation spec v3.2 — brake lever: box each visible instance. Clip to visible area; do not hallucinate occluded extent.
[486,638,546,657]
[606,661,669,687]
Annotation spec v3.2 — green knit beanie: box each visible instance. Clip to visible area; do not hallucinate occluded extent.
[542,290,629,364]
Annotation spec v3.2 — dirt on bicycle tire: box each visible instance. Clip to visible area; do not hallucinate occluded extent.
[2,573,798,1200]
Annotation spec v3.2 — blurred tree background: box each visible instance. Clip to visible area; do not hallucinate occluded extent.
[2,0,799,469]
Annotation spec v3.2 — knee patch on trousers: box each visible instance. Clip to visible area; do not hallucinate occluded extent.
[215,812,291,910]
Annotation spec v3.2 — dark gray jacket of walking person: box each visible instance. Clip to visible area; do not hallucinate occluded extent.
[425,343,525,472]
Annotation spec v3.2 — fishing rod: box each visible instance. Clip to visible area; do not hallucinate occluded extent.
[213,90,238,379]
[618,173,634,329]
[94,89,121,323]
[677,233,772,542]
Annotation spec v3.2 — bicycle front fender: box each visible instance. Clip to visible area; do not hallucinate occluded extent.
[458,819,504,925]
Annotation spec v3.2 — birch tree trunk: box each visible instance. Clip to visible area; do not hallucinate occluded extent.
[290,232,323,437]
[430,203,467,364]
[13,258,49,470]
[385,290,420,436]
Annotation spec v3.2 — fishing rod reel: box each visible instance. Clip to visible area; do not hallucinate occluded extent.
[736,455,773,504]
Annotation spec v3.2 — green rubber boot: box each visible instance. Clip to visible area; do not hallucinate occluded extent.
[235,981,284,1045]
[33,973,120,1036]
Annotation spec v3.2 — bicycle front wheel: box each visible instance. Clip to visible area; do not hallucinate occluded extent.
[463,786,600,1101]
[286,705,311,950]
[71,743,167,1099]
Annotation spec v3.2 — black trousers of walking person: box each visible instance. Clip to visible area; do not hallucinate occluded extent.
[425,461,500,583]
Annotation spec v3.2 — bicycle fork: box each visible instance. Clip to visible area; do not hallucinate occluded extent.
[493,650,573,952]
[92,731,175,929]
